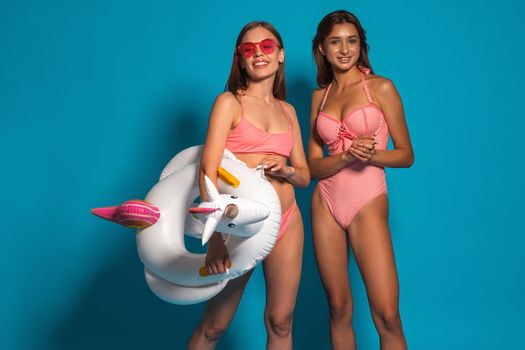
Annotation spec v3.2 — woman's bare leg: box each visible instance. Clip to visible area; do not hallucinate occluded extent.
[262,207,304,350]
[311,186,356,350]
[348,194,407,350]
[188,269,253,350]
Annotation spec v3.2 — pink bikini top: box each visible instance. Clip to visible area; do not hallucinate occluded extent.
[316,68,388,156]
[225,98,294,157]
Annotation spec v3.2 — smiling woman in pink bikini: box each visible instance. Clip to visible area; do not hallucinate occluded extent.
[308,10,414,349]
[188,21,309,350]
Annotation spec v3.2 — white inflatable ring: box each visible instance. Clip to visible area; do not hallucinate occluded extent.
[137,145,281,304]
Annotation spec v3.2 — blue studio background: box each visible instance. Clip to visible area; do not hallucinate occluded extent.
[2,0,524,349]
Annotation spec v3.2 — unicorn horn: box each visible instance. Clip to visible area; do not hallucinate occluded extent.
[202,216,219,245]
[203,175,221,202]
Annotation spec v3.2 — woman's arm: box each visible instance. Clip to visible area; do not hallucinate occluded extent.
[362,78,414,168]
[200,92,240,274]
[286,102,310,187]
[200,92,240,199]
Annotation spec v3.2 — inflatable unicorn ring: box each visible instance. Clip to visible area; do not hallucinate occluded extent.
[91,145,281,304]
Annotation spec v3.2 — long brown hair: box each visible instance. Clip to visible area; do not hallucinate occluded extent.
[312,10,373,88]
[226,21,286,100]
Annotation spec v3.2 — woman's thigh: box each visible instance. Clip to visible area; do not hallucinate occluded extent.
[263,206,304,314]
[311,185,352,301]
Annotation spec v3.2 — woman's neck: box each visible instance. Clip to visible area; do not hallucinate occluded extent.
[243,77,275,103]
[332,65,362,89]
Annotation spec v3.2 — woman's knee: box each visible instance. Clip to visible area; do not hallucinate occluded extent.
[373,308,403,334]
[266,311,293,337]
[202,322,229,342]
[328,295,353,323]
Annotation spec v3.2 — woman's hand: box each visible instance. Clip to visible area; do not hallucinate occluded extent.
[205,234,232,275]
[259,156,295,178]
[349,134,376,162]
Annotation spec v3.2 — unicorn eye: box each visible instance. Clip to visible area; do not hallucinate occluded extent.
[228,223,235,228]
[230,195,238,199]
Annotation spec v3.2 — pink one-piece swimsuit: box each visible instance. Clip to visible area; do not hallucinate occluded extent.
[316,68,388,230]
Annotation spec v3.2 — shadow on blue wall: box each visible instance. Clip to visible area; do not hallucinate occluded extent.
[48,97,234,349]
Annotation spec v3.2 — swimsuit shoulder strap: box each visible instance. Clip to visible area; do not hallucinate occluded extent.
[319,83,332,111]
[360,71,374,104]
[237,94,245,118]
[229,94,244,130]
[278,100,293,129]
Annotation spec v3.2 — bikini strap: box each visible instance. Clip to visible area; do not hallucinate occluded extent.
[278,100,293,127]
[360,70,374,104]
[319,83,332,111]
[230,94,244,130]
[237,94,245,118]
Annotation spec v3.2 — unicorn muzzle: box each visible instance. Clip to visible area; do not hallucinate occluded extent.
[188,175,271,244]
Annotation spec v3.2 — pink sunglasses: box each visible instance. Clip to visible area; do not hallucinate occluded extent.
[237,38,280,59]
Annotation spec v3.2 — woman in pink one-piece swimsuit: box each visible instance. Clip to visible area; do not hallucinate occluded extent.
[308,10,414,349]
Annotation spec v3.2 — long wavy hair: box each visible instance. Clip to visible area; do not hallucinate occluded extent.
[312,10,373,88]
[226,21,286,100]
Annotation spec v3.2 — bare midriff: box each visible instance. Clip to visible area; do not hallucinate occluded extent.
[234,153,295,212]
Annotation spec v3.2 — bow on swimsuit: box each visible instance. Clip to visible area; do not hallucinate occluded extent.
[225,97,296,239]
[316,68,389,230]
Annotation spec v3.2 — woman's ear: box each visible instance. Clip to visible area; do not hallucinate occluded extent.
[318,44,325,56]
[278,48,285,63]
